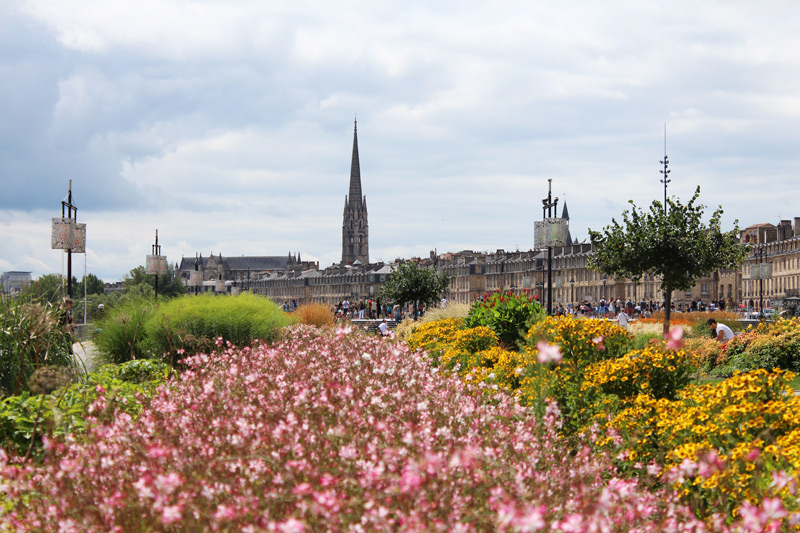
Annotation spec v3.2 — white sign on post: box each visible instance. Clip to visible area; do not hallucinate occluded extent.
[534,218,568,248]
[51,218,86,253]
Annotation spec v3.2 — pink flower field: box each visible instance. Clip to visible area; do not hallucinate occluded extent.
[1,325,747,531]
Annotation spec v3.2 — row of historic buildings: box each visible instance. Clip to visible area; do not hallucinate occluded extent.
[176,121,800,314]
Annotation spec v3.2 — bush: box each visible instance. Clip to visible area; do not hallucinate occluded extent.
[582,345,703,401]
[524,316,634,434]
[93,297,155,365]
[465,290,544,348]
[294,303,334,327]
[406,317,465,364]
[0,359,169,457]
[598,369,800,520]
[0,296,78,397]
[143,293,295,363]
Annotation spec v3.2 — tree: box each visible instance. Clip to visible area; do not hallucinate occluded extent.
[588,187,747,336]
[76,273,105,297]
[378,261,450,320]
[123,265,187,298]
[21,274,72,304]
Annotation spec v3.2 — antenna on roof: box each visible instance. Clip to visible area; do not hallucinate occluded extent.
[659,123,671,214]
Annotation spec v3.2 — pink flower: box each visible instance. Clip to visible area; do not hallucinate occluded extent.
[536,341,562,364]
[665,326,684,350]
[745,448,760,462]
[592,336,606,351]
[162,505,182,524]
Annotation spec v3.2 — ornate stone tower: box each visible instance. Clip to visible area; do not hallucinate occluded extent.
[342,120,369,265]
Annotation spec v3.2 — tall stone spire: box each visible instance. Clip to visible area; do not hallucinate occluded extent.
[348,119,363,208]
[342,119,369,265]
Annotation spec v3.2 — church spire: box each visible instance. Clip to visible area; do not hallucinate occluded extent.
[348,119,363,207]
[342,118,369,265]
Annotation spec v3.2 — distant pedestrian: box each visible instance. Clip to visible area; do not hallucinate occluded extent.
[617,310,629,330]
[707,319,734,342]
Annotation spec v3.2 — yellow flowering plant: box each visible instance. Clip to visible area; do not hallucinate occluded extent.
[582,344,704,401]
[598,369,800,520]
[406,317,465,365]
[523,316,634,434]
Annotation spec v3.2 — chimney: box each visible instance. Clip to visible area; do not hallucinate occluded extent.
[795,217,800,237]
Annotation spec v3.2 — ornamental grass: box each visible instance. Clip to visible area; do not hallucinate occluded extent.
[294,302,335,328]
[0,325,716,531]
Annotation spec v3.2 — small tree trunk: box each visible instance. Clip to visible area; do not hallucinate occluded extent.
[663,283,672,338]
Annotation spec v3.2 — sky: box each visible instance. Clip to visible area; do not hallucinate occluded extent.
[1,0,799,282]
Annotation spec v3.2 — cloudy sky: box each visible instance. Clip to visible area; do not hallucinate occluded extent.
[2,1,799,282]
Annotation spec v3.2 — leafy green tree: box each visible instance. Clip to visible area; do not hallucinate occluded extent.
[75,273,105,297]
[21,274,72,304]
[588,187,747,336]
[123,265,186,298]
[379,261,450,320]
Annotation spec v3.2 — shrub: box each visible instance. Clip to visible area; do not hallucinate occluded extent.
[0,296,78,397]
[143,293,295,363]
[406,317,465,365]
[93,297,155,365]
[465,290,544,348]
[439,326,499,371]
[0,359,169,457]
[683,337,722,373]
[582,345,703,402]
[523,316,634,434]
[294,303,334,327]
[598,369,800,521]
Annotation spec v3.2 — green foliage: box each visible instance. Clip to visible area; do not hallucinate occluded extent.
[75,273,105,297]
[93,298,156,365]
[0,295,78,397]
[20,274,71,304]
[524,316,635,434]
[378,261,450,319]
[143,293,295,363]
[123,264,187,298]
[0,359,169,457]
[465,290,545,348]
[588,187,747,333]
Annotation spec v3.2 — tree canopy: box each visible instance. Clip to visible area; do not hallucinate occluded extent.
[123,265,187,298]
[588,187,748,335]
[378,261,450,319]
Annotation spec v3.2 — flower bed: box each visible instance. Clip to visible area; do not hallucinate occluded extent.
[2,325,711,531]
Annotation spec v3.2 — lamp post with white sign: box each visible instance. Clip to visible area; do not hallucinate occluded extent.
[534,179,567,315]
[146,230,168,301]
[51,180,86,299]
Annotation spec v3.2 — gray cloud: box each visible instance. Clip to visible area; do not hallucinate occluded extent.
[1,0,799,281]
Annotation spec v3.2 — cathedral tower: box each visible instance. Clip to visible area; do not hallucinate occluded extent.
[342,120,369,265]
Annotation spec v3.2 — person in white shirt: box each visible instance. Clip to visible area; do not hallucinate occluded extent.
[707,319,734,342]
[617,310,629,330]
[378,319,389,336]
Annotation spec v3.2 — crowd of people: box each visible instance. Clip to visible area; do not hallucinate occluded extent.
[332,299,420,323]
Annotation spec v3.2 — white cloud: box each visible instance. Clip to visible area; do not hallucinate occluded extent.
[2,0,799,281]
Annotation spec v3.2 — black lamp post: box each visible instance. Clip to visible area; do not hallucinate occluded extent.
[541,179,558,315]
[569,277,575,310]
[61,182,78,299]
[602,276,607,301]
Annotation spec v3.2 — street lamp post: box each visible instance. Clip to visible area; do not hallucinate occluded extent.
[51,180,86,300]
[541,179,559,315]
[602,276,607,301]
[569,277,575,311]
